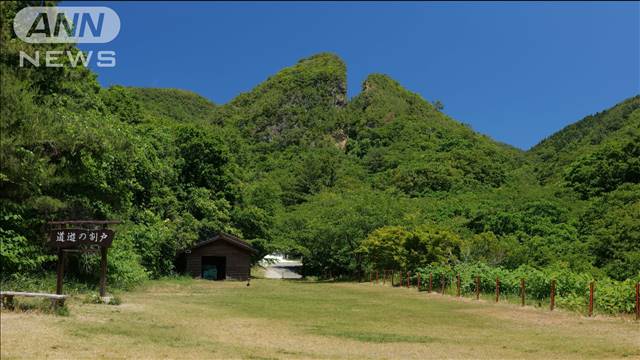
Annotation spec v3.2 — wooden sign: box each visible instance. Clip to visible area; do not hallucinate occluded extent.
[48,228,114,248]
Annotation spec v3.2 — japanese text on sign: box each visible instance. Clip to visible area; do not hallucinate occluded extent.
[48,229,114,248]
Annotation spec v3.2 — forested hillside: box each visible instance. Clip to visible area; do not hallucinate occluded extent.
[530,96,640,187]
[1,2,637,291]
[112,87,218,125]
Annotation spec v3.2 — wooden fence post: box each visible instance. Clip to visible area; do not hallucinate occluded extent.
[406,272,411,288]
[475,276,480,300]
[56,248,64,295]
[636,283,640,320]
[588,281,594,317]
[456,274,461,297]
[429,273,433,292]
[375,270,379,285]
[417,273,421,290]
[550,279,556,311]
[520,279,525,307]
[99,247,108,298]
[495,277,500,303]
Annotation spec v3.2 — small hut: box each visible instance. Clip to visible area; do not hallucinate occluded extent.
[182,233,256,281]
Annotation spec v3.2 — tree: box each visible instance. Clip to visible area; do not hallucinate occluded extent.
[580,184,640,280]
[564,131,640,199]
[360,225,462,271]
[176,126,234,195]
[358,226,409,271]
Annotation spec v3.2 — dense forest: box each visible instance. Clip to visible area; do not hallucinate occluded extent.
[1,2,638,295]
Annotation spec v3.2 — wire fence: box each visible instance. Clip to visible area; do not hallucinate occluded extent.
[367,269,640,320]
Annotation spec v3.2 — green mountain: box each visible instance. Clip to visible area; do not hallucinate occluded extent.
[530,96,640,187]
[128,87,217,124]
[98,86,217,126]
[213,53,347,145]
[344,73,526,195]
[1,1,637,286]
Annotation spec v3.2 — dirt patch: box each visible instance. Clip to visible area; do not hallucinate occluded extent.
[451,297,640,348]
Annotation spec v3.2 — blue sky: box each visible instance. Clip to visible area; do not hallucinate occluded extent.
[76,1,640,150]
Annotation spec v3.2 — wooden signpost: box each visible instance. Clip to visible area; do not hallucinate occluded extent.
[47,220,120,298]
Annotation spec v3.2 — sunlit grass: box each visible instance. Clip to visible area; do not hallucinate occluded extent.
[1,278,639,359]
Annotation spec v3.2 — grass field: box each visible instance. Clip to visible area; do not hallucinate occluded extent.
[1,278,639,359]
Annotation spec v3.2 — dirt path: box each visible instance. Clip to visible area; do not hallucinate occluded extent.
[263,260,303,279]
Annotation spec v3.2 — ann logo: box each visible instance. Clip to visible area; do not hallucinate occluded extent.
[14,7,119,68]
[26,11,104,39]
[14,6,120,44]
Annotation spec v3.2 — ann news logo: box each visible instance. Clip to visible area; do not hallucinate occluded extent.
[13,6,120,68]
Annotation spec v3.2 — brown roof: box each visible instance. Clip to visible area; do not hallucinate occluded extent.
[187,232,257,253]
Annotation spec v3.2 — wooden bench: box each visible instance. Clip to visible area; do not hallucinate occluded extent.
[0,291,68,309]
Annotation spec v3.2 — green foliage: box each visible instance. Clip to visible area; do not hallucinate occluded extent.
[359,226,409,271]
[579,184,640,280]
[175,125,233,192]
[344,73,520,196]
[564,127,640,198]
[360,225,462,271]
[216,52,346,146]
[100,86,144,124]
[464,199,590,270]
[275,189,410,277]
[0,0,247,287]
[414,263,638,314]
[390,162,458,194]
[0,213,54,274]
[463,232,511,266]
[531,95,640,183]
[125,87,217,124]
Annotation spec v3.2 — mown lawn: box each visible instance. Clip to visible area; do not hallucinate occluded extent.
[1,278,639,359]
